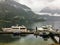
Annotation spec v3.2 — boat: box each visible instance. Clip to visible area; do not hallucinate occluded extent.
[37,25,55,32]
[2,24,30,33]
[1,24,30,38]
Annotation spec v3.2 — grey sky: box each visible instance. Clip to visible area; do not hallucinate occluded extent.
[14,0,60,13]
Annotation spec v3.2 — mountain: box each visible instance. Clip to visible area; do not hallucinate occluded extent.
[40,7,60,14]
[0,0,36,28]
[39,6,60,21]
[0,0,36,19]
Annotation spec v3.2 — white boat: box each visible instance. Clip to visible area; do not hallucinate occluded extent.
[37,25,55,33]
[2,24,29,33]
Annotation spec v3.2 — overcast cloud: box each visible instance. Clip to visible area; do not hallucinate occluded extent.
[48,0,60,9]
[14,0,60,13]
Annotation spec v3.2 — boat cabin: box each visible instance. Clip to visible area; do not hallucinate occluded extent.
[2,25,28,32]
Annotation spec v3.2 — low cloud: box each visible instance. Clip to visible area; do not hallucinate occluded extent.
[14,0,55,13]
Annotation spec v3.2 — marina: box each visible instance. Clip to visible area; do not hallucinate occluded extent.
[1,24,60,45]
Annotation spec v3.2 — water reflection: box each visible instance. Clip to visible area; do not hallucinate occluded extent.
[0,34,20,43]
[1,35,53,45]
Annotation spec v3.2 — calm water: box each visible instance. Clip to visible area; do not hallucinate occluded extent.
[0,21,60,45]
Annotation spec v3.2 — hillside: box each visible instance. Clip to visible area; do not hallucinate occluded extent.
[0,0,37,27]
